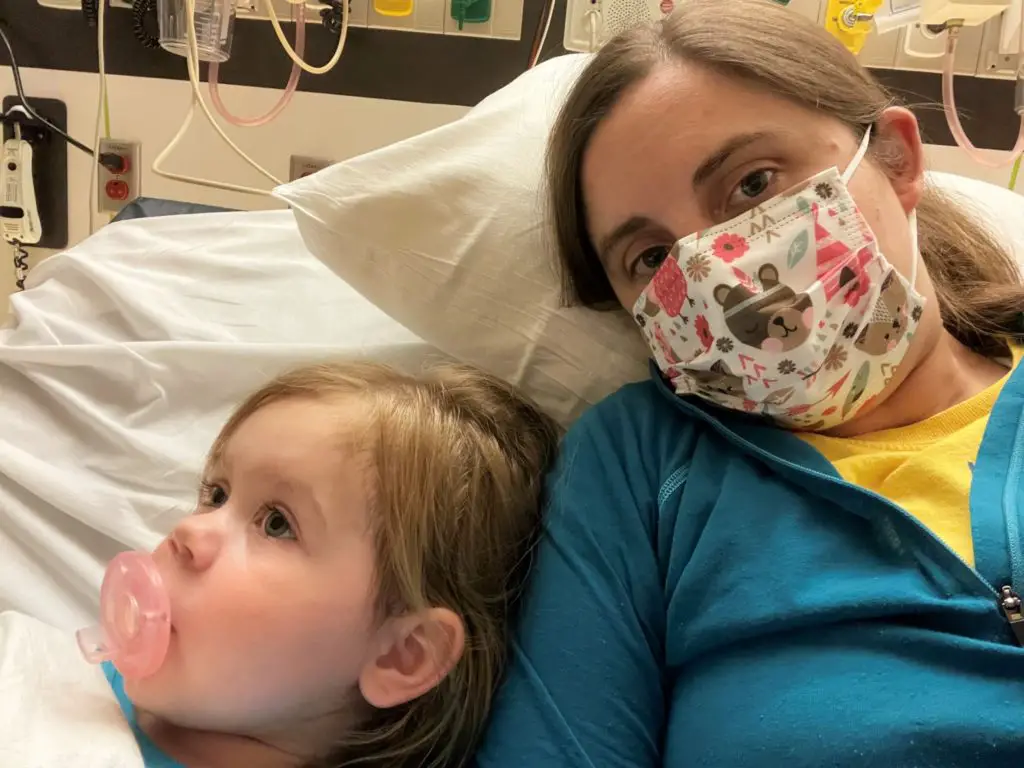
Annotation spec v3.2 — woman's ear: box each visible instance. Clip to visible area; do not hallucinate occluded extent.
[358,608,466,709]
[875,106,926,216]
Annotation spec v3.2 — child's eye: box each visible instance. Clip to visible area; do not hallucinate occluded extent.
[260,508,297,540]
[200,482,228,508]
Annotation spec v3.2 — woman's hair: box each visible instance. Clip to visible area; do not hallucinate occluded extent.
[548,0,1022,356]
[211,361,561,768]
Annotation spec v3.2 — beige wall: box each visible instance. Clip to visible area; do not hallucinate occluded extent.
[0,66,1020,298]
[0,66,468,296]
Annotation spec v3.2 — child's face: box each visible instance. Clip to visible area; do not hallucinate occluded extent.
[125,396,380,735]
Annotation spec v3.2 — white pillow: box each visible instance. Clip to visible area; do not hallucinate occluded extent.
[275,55,649,427]
[276,54,1024,426]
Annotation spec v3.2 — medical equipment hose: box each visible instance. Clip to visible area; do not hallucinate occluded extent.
[266,0,349,75]
[942,23,1024,168]
[152,0,283,196]
[208,2,305,126]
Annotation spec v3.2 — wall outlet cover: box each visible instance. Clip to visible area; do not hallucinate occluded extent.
[289,155,334,182]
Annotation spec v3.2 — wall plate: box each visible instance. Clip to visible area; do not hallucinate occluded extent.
[289,155,333,182]
[97,138,142,214]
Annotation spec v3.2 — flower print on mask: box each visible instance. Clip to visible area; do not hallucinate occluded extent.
[712,233,749,263]
[854,270,910,356]
[686,254,712,282]
[823,344,848,371]
[713,264,814,354]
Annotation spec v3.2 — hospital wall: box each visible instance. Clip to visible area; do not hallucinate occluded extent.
[0,65,1019,299]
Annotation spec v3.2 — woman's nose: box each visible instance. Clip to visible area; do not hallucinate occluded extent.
[167,514,222,572]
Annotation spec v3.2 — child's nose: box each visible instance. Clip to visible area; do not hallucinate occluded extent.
[168,515,222,572]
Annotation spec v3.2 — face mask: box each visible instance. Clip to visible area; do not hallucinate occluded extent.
[633,128,925,431]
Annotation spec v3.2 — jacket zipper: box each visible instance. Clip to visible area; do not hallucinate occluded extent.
[753,443,1024,642]
[999,586,1024,645]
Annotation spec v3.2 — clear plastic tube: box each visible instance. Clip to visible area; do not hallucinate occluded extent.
[942,26,1024,168]
[152,0,282,196]
[207,2,305,126]
[942,22,1024,167]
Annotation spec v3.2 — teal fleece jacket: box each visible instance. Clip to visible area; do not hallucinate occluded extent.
[475,362,1024,767]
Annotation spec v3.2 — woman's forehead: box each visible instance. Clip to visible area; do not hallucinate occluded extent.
[581,64,842,238]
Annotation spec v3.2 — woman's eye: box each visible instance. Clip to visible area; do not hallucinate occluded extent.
[261,508,297,540]
[727,169,776,210]
[631,246,671,278]
[201,482,228,508]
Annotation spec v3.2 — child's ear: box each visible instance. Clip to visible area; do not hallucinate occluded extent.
[358,608,465,709]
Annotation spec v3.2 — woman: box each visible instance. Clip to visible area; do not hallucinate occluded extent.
[474,1,1024,766]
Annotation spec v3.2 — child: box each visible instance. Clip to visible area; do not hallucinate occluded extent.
[0,361,560,768]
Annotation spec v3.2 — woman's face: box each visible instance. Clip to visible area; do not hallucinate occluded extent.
[582,62,930,308]
[580,60,941,419]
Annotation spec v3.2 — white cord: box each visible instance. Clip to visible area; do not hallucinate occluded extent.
[266,0,349,75]
[88,0,107,234]
[529,0,556,68]
[586,10,600,52]
[152,0,282,196]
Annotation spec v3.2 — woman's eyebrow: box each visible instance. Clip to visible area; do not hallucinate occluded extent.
[692,131,775,188]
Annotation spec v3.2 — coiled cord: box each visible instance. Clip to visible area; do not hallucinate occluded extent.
[320,0,345,34]
[83,0,99,26]
[132,0,161,49]
[12,241,28,292]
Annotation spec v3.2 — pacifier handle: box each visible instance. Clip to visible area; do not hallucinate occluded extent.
[77,551,172,680]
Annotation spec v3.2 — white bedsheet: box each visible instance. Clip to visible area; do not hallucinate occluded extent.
[0,210,444,631]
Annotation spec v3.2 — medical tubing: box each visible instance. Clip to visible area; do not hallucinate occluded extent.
[152,0,281,195]
[208,2,305,126]
[942,26,1024,168]
[265,0,349,75]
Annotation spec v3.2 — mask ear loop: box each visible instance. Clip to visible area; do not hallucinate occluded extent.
[907,210,920,289]
[840,126,873,185]
[841,126,921,290]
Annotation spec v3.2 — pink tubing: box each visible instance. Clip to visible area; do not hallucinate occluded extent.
[207,2,306,127]
[942,30,1024,169]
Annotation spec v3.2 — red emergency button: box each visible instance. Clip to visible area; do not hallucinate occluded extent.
[105,180,130,201]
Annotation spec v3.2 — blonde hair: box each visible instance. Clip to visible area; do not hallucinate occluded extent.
[211,361,561,768]
[548,0,1023,356]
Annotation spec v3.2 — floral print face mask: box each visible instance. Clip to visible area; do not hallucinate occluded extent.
[633,128,925,431]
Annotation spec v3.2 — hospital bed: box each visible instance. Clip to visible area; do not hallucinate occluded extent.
[0,200,446,631]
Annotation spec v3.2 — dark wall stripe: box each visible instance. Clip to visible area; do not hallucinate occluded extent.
[0,2,1018,149]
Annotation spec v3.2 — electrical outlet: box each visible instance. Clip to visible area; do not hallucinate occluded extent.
[289,155,334,182]
[97,139,141,214]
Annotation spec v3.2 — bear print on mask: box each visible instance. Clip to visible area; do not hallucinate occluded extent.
[713,264,814,353]
[854,270,909,356]
[689,360,746,399]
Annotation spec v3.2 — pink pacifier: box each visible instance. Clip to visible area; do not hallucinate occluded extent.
[76,551,171,680]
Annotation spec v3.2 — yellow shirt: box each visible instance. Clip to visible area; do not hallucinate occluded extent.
[800,347,1021,566]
